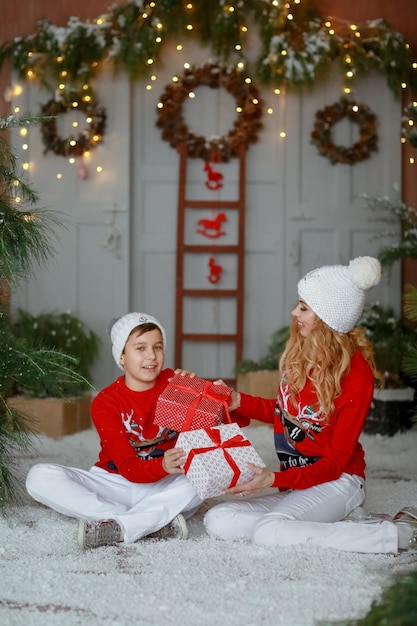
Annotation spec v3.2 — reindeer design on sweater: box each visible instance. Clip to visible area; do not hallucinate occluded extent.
[278,381,323,444]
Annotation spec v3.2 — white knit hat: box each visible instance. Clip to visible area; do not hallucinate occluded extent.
[110,312,167,370]
[297,256,381,333]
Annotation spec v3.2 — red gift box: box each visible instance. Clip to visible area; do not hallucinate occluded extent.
[177,424,266,499]
[154,374,232,432]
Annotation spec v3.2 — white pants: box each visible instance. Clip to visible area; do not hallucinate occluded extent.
[204,473,399,554]
[26,463,202,543]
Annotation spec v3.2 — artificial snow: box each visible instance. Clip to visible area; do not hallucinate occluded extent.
[0,424,416,626]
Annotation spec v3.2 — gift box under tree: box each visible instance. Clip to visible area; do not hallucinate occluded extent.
[154,374,232,432]
[177,423,266,498]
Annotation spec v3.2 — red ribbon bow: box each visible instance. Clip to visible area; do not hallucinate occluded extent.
[172,380,231,430]
[183,428,251,489]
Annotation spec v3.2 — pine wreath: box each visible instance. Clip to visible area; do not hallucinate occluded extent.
[40,93,106,157]
[155,62,263,163]
[311,98,378,165]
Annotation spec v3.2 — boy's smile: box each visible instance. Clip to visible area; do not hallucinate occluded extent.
[120,328,164,391]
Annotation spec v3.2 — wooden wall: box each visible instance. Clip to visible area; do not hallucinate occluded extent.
[1,0,416,287]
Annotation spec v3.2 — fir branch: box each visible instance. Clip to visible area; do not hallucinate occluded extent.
[0,397,36,512]
[362,190,417,270]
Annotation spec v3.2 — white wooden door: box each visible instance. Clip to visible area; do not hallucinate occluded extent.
[283,67,401,317]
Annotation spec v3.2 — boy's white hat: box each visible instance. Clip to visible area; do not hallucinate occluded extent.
[297,256,381,333]
[110,312,167,370]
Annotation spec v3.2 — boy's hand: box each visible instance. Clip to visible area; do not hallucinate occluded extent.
[162,447,186,474]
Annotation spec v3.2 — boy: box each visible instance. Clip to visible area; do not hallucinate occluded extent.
[26,312,202,549]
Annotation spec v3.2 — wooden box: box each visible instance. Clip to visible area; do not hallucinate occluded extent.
[7,394,92,439]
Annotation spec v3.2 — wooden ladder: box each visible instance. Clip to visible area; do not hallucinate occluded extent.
[174,142,247,383]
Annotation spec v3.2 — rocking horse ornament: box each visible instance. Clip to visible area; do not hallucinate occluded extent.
[196,212,227,239]
[207,257,223,284]
[204,162,224,190]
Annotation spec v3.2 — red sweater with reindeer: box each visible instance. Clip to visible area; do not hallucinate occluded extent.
[231,351,374,491]
[91,369,177,483]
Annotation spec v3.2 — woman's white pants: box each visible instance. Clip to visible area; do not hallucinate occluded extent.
[204,473,399,554]
[26,463,202,543]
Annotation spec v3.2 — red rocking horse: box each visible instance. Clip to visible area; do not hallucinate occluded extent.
[207,257,223,284]
[204,162,224,190]
[196,212,227,239]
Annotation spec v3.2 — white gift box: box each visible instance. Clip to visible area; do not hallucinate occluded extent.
[177,423,265,499]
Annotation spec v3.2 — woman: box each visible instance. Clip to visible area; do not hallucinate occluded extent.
[204,256,417,554]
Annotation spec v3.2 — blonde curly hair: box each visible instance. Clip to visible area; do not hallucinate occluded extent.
[278,316,382,420]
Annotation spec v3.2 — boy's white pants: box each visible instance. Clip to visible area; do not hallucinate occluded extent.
[26,463,202,543]
[204,473,400,554]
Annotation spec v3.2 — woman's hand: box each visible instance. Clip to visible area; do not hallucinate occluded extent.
[162,447,186,474]
[223,463,275,496]
[173,368,196,378]
[213,379,241,411]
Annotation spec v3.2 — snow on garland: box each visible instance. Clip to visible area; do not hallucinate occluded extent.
[311,98,378,165]
[259,18,334,87]
[155,62,263,163]
[40,93,106,157]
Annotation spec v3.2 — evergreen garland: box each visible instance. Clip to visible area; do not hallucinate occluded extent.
[0,1,415,97]
[402,102,417,150]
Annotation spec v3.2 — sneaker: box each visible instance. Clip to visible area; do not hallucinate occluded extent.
[146,514,189,541]
[392,506,417,548]
[78,519,122,549]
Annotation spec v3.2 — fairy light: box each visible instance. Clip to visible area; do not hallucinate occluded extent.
[245,77,251,84]
[22,162,30,171]
[177,45,183,51]
[69,157,75,164]
[186,24,193,31]
[188,91,195,99]
[14,85,23,97]
[274,88,281,95]
[96,166,103,173]
[280,132,286,138]
[267,107,273,115]
[22,143,28,151]
[56,173,62,179]
[20,128,28,137]
[410,157,415,164]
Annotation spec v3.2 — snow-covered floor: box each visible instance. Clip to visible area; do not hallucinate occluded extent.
[1,424,416,626]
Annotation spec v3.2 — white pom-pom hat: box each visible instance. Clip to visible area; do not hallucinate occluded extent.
[297,256,381,333]
[110,312,167,370]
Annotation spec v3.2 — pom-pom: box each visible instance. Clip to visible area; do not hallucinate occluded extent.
[349,256,381,290]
